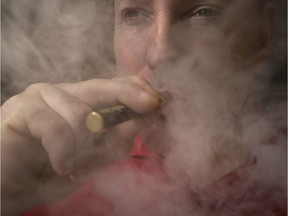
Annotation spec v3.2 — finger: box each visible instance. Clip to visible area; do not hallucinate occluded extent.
[112,75,157,95]
[58,78,161,114]
[3,92,76,176]
[27,84,121,178]
[27,84,98,173]
[37,83,92,133]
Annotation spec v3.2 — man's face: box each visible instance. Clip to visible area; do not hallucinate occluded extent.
[114,0,262,77]
[113,0,265,152]
[113,0,272,188]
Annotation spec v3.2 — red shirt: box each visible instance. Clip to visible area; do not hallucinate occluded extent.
[24,133,286,216]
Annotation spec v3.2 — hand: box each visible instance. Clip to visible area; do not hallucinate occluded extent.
[1,76,161,216]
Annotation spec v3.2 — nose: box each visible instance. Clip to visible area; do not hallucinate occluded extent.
[146,20,181,70]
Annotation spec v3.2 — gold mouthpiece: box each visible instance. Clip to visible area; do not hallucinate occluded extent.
[85,105,140,133]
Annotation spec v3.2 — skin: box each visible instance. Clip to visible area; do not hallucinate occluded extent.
[114,0,275,189]
[115,0,274,75]
[1,78,161,215]
[1,0,275,215]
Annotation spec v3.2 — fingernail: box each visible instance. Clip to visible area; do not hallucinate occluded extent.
[158,95,167,106]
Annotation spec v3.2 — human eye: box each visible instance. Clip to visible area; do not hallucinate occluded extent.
[120,8,152,26]
[187,6,222,20]
[194,7,221,18]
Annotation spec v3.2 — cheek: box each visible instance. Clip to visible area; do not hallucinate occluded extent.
[224,24,259,64]
[114,30,150,76]
[192,23,259,69]
[222,6,261,65]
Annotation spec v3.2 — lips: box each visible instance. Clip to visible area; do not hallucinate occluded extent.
[152,81,188,102]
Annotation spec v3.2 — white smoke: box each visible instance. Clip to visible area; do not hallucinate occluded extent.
[2,0,115,102]
[2,0,286,215]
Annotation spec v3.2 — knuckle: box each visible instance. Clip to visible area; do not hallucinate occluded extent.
[55,82,68,88]
[110,77,142,92]
[4,93,32,111]
[129,82,147,94]
[124,76,153,92]
[55,82,77,93]
[3,94,22,107]
[1,95,23,119]
[119,79,139,90]
[26,83,50,93]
